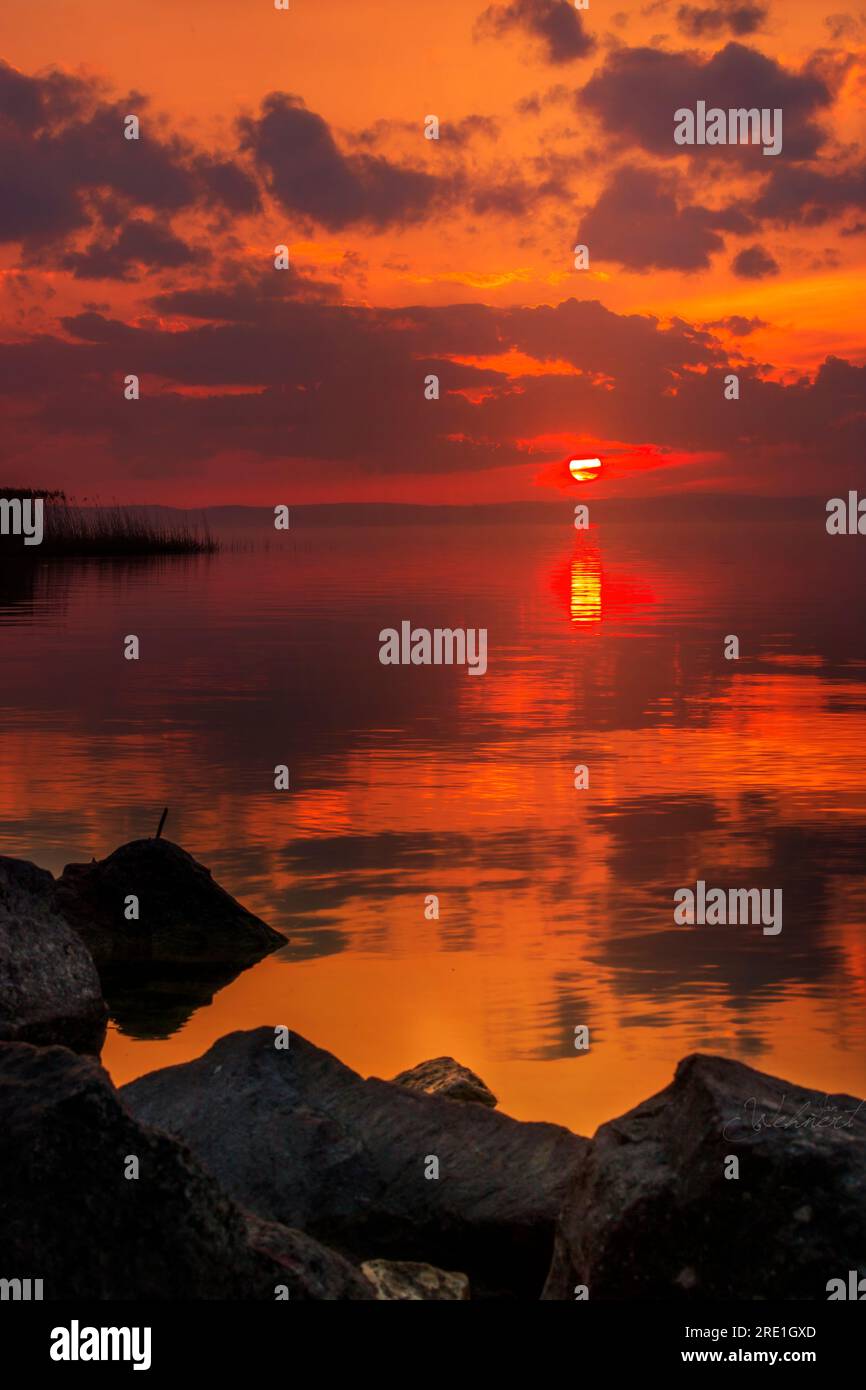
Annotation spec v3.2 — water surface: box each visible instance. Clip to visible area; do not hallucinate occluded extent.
[2,515,864,1132]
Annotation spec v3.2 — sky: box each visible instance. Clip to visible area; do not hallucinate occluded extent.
[0,0,864,504]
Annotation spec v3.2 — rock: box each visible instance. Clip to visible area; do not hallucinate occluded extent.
[0,1041,373,1299]
[361,1259,470,1300]
[392,1056,497,1108]
[49,839,286,1039]
[53,838,284,967]
[542,1053,866,1300]
[122,1028,587,1298]
[0,856,107,1055]
[245,1215,376,1300]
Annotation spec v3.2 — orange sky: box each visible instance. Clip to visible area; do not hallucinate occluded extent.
[0,0,864,502]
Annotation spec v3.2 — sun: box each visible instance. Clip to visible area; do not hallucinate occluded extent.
[569,458,602,483]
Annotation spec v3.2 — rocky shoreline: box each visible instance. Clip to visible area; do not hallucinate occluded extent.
[2,839,864,1300]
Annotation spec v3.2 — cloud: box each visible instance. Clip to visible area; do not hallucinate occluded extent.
[0,57,90,131]
[148,264,344,320]
[823,12,866,43]
[705,315,769,334]
[238,93,447,230]
[579,166,752,271]
[0,60,260,257]
[749,161,866,227]
[475,0,596,65]
[731,243,779,277]
[579,42,833,163]
[192,156,261,214]
[450,114,502,145]
[238,93,543,229]
[3,291,862,504]
[676,4,769,38]
[515,84,570,116]
[60,219,200,281]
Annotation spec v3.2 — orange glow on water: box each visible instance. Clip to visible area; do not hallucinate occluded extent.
[3,523,864,1135]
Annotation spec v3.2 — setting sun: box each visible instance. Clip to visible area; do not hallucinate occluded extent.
[569,458,603,483]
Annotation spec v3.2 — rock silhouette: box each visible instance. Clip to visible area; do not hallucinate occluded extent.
[0,856,107,1055]
[122,1027,586,1299]
[0,1040,374,1300]
[52,838,285,1038]
[543,1053,866,1300]
[54,838,284,966]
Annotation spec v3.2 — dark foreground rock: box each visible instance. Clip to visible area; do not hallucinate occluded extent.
[361,1259,470,1300]
[54,838,284,967]
[543,1053,866,1300]
[123,1028,586,1298]
[0,1041,374,1299]
[244,1215,375,1300]
[0,856,107,1055]
[391,1056,497,1108]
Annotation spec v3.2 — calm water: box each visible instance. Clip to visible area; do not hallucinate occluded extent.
[1,516,865,1133]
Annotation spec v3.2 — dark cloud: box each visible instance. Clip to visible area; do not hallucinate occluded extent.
[403,296,723,385]
[731,243,779,277]
[450,114,502,145]
[0,60,260,256]
[749,161,866,227]
[0,58,90,130]
[579,166,752,271]
[475,0,596,65]
[239,94,539,229]
[148,265,344,320]
[3,292,862,504]
[348,113,500,149]
[579,42,833,163]
[676,4,768,37]
[515,83,570,116]
[469,177,534,216]
[238,93,446,230]
[705,315,768,334]
[60,219,199,281]
[192,156,261,214]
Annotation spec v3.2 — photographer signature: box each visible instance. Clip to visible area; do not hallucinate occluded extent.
[723,1095,863,1142]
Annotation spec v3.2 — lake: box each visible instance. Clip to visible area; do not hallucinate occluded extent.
[1,511,864,1133]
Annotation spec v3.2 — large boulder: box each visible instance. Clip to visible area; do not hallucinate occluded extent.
[0,1041,373,1300]
[0,856,107,1055]
[52,839,285,1037]
[391,1056,497,1108]
[123,1028,587,1298]
[53,838,284,966]
[543,1053,866,1300]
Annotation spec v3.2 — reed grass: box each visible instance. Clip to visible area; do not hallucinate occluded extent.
[1,493,218,556]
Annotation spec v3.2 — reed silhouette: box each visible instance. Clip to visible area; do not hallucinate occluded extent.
[1,491,218,557]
